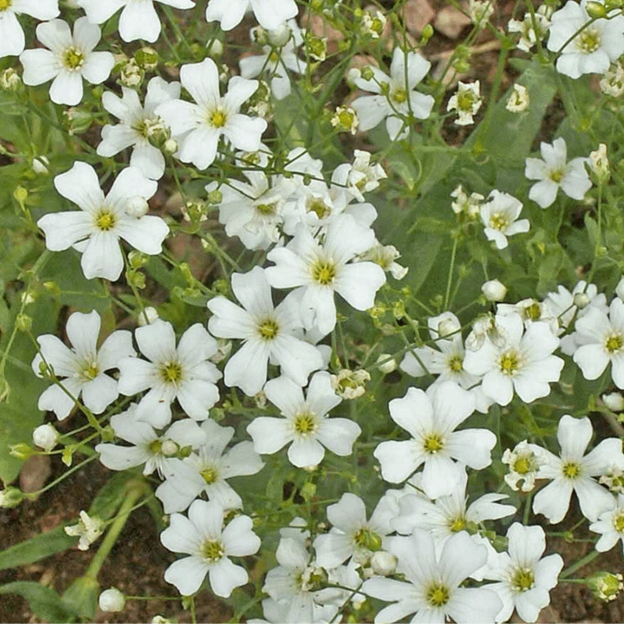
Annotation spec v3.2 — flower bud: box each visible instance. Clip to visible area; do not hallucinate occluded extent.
[99,588,126,612]
[0,67,21,90]
[138,306,159,326]
[482,279,507,302]
[376,353,397,374]
[33,424,60,452]
[585,1,608,18]
[370,550,397,576]
[602,392,624,412]
[124,196,149,218]
[10,443,35,459]
[134,47,159,70]
[163,138,177,155]
[0,486,24,508]
[32,156,50,175]
[161,440,178,456]
[119,59,144,88]
[573,292,591,309]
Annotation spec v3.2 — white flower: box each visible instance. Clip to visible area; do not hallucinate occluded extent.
[362,529,503,624]
[77,0,195,43]
[532,415,624,523]
[38,162,167,281]
[95,403,207,476]
[240,21,306,100]
[65,510,104,550]
[0,0,59,58]
[507,6,550,52]
[247,372,361,468]
[600,61,624,95]
[331,150,387,203]
[98,77,181,180]
[506,83,530,112]
[573,297,624,388]
[118,321,221,428]
[392,467,515,545]
[502,440,544,492]
[480,189,530,249]
[588,143,610,183]
[20,17,114,106]
[525,137,592,208]
[207,267,324,396]
[373,382,496,498]
[265,215,386,336]
[547,0,624,79]
[451,184,484,219]
[463,312,564,407]
[603,391,624,412]
[32,424,60,452]
[205,0,298,31]
[32,310,135,420]
[350,47,435,140]
[447,81,482,125]
[314,493,394,569]
[155,419,263,512]
[155,58,267,170]
[484,523,564,623]
[161,499,260,597]
[590,494,624,554]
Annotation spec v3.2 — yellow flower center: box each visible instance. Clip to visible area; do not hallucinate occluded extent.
[423,433,444,454]
[133,119,149,138]
[160,361,183,384]
[201,539,224,561]
[499,350,520,375]
[549,168,564,184]
[426,583,450,607]
[82,361,99,380]
[489,212,509,231]
[311,259,336,285]
[0,0,12,11]
[605,334,623,354]
[613,512,624,533]
[457,90,476,111]
[512,568,535,592]
[94,209,117,232]
[201,466,219,484]
[448,355,464,373]
[62,46,85,71]
[294,412,317,436]
[513,454,534,475]
[353,528,382,550]
[209,108,227,128]
[562,461,581,479]
[257,318,279,341]
[449,516,466,532]
[391,87,407,104]
[256,202,276,215]
[577,27,601,54]
[525,302,542,321]
[148,439,163,454]
[307,198,331,219]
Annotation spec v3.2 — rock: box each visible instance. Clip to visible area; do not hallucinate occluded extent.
[434,5,471,39]
[403,0,436,35]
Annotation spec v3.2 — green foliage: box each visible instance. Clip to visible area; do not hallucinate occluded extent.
[0,526,76,572]
[0,582,79,623]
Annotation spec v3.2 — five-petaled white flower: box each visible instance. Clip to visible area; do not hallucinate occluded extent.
[484,523,564,624]
[118,320,221,428]
[447,80,483,125]
[525,137,592,208]
[207,266,324,396]
[590,494,624,555]
[38,162,168,281]
[350,47,435,141]
[155,57,267,170]
[20,17,114,106]
[77,0,195,43]
[547,0,624,79]
[374,381,496,498]
[532,415,624,523]
[32,310,135,420]
[247,372,361,468]
[161,499,261,597]
[0,0,59,58]
[98,76,181,180]
[362,529,503,624]
[480,190,530,250]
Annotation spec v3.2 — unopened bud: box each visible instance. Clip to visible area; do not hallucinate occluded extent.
[163,138,177,155]
[0,486,24,508]
[138,307,159,326]
[99,588,126,612]
[33,424,60,452]
[10,443,34,459]
[585,1,608,18]
[573,292,591,309]
[370,550,397,576]
[125,196,149,218]
[0,67,21,90]
[376,353,397,374]
[603,392,624,412]
[134,47,159,70]
[482,279,507,302]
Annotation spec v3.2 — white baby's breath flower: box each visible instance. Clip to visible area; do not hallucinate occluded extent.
[65,510,104,550]
[205,0,298,31]
[20,17,114,106]
[506,83,530,112]
[451,185,484,219]
[525,137,592,208]
[502,440,543,492]
[0,0,59,58]
[447,81,482,125]
[480,190,530,249]
[508,6,550,52]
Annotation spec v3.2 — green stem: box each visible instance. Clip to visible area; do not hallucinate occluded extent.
[85,480,147,580]
[560,549,600,579]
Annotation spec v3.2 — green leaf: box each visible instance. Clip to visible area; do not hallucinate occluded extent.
[0,581,78,623]
[89,471,143,522]
[0,525,77,572]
